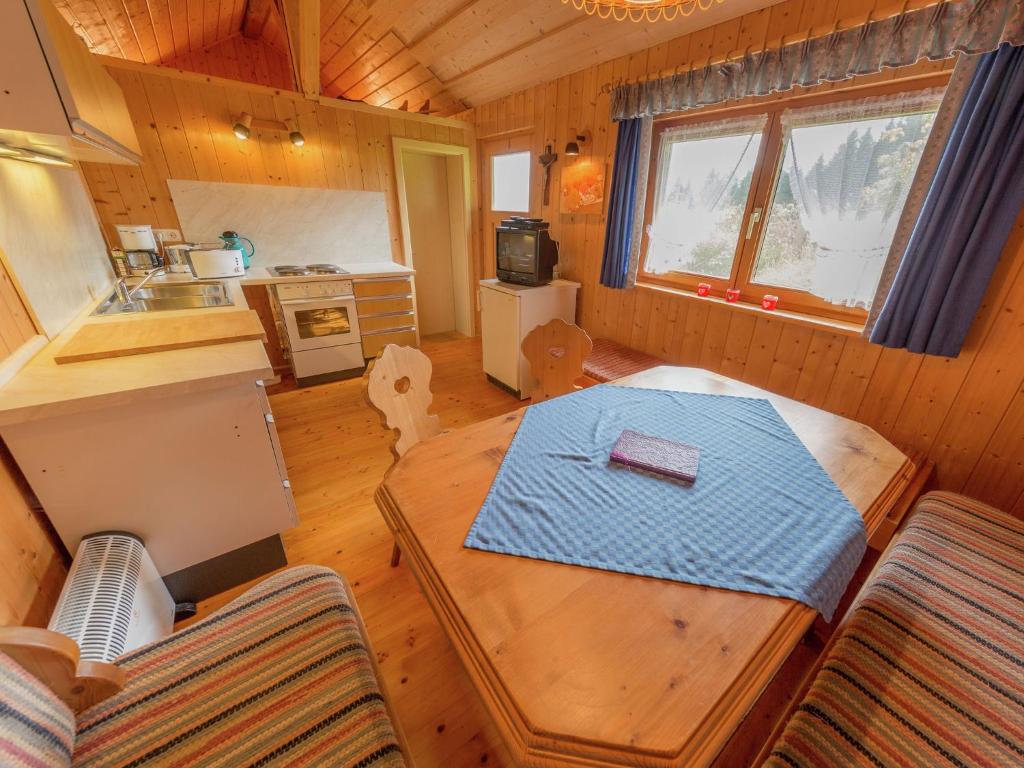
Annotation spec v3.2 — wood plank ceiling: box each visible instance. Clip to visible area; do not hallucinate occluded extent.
[56,0,781,115]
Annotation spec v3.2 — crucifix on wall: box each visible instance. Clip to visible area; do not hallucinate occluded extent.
[538,145,558,206]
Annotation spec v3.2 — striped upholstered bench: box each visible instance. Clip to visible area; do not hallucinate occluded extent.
[764,492,1023,767]
[582,338,662,383]
[1,566,407,768]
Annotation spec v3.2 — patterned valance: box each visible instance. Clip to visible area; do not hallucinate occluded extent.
[611,0,1024,121]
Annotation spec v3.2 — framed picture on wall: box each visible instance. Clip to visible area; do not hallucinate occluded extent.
[560,160,606,215]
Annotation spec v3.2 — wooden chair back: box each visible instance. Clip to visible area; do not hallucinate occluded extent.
[521,319,593,402]
[364,344,441,460]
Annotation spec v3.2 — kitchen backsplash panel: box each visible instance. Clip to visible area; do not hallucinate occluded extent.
[167,180,391,267]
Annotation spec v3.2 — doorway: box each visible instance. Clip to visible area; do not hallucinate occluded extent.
[393,139,473,338]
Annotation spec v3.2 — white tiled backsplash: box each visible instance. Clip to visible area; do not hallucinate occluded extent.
[167,180,392,267]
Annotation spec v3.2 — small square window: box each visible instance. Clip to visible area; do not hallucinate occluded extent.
[491,151,531,213]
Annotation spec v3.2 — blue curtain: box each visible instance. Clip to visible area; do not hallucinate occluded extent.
[600,118,644,289]
[871,43,1024,357]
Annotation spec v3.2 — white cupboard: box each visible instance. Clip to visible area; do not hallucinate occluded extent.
[480,279,580,399]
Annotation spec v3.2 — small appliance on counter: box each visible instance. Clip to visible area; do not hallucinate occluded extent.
[164,243,199,274]
[116,224,162,276]
[187,248,245,279]
[220,231,255,268]
[495,217,559,287]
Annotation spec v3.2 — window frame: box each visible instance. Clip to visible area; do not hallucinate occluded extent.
[637,74,949,324]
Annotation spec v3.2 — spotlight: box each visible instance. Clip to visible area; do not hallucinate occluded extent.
[289,131,305,147]
[565,132,589,157]
[233,113,253,141]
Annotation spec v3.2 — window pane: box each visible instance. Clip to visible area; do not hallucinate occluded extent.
[645,128,762,278]
[491,151,531,212]
[754,111,936,307]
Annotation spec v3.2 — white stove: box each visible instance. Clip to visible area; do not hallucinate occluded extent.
[275,278,363,386]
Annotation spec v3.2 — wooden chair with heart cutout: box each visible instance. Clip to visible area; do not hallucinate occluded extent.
[521,319,593,403]
[364,344,442,566]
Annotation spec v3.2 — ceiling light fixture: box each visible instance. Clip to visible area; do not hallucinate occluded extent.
[562,0,723,22]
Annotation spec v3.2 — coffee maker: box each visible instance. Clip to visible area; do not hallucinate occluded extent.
[116,225,162,276]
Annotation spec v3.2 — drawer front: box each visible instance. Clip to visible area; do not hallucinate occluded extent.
[362,329,418,358]
[360,313,416,333]
[356,296,414,317]
[354,278,412,299]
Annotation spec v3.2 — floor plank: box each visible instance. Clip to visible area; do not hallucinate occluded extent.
[182,333,520,766]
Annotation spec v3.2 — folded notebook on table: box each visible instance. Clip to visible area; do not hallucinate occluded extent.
[609,429,700,483]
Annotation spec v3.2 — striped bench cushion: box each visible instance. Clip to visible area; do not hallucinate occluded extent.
[1,651,75,767]
[73,566,405,768]
[765,492,1024,767]
[583,338,662,383]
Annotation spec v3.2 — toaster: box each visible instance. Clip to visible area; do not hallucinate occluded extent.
[187,249,245,279]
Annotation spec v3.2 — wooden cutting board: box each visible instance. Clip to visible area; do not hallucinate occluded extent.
[55,310,267,364]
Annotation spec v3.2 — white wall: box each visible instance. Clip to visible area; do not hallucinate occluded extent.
[0,161,112,338]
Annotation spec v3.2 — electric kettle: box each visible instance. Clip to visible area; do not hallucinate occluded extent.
[219,231,255,268]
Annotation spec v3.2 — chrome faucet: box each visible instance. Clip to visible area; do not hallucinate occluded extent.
[115,268,165,307]
[116,267,166,305]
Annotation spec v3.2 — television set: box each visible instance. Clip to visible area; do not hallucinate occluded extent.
[496,218,558,286]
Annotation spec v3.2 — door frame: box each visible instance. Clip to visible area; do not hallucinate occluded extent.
[392,138,474,338]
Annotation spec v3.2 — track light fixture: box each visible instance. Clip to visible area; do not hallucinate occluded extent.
[231,113,305,147]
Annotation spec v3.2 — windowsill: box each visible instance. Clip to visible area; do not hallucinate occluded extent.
[636,281,866,337]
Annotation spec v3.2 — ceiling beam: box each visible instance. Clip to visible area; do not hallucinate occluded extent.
[281,0,321,98]
[242,0,276,40]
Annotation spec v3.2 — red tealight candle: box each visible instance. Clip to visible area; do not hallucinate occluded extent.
[762,294,779,311]
[726,288,741,303]
[697,282,712,297]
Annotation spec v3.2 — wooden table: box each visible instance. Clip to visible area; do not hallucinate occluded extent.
[375,367,922,767]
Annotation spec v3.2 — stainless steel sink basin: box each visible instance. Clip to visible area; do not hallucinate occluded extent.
[93,280,234,315]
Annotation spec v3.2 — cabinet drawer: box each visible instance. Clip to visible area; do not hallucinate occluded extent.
[360,313,415,333]
[356,296,414,317]
[362,329,418,358]
[354,279,412,299]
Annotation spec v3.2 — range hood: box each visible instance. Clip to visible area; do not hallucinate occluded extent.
[0,1,141,166]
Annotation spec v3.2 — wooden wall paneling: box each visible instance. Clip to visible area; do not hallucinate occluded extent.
[762,323,810,396]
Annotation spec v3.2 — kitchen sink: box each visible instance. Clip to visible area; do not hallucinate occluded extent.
[93,280,234,315]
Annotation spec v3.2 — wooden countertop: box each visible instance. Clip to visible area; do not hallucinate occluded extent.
[240,261,414,285]
[0,275,273,426]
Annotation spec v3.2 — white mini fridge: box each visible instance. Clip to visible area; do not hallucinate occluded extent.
[480,278,580,399]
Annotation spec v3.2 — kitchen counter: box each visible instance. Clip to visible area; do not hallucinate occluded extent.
[240,261,414,285]
[0,274,272,426]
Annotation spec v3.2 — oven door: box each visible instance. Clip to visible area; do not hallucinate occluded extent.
[280,297,361,353]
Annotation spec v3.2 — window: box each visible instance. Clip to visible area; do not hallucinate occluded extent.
[640,85,943,321]
[491,151,531,212]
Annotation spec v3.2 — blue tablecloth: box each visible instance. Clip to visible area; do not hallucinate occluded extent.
[464,385,866,619]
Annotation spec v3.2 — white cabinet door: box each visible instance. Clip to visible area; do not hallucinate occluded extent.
[480,285,520,393]
[2,380,297,575]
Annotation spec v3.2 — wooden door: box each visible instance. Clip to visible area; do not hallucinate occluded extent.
[405,152,457,335]
[481,134,534,279]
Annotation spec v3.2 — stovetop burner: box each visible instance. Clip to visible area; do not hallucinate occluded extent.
[270,264,349,277]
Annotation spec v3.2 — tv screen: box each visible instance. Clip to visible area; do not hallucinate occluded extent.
[497,231,537,274]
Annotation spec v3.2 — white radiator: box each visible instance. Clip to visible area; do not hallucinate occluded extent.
[48,533,175,662]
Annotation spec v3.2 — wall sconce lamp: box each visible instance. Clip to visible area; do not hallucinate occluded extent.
[232,113,253,140]
[564,131,591,156]
[232,113,305,146]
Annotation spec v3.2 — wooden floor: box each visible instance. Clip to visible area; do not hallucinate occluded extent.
[187,333,520,766]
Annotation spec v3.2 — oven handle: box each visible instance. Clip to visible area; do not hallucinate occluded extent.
[278,296,354,306]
